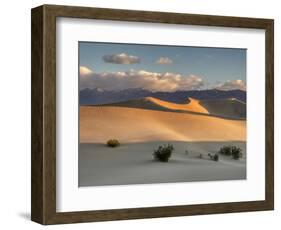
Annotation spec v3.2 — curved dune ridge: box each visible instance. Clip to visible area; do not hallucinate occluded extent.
[80,105,246,143]
[102,96,246,119]
[104,96,209,114]
[145,97,209,114]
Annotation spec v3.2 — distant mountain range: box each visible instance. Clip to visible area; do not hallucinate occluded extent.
[80,88,246,105]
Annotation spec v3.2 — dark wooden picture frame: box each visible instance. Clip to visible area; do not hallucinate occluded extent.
[31,4,274,225]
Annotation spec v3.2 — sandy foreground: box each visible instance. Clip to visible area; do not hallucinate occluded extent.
[79,105,246,186]
[79,141,246,186]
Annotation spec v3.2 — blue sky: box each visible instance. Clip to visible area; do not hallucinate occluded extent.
[79,42,246,92]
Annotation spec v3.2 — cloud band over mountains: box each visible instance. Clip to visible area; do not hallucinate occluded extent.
[80,66,245,92]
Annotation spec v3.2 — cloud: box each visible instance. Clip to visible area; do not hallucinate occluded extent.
[215,79,246,91]
[79,66,204,92]
[156,57,173,64]
[80,66,244,92]
[103,53,140,64]
[80,66,93,75]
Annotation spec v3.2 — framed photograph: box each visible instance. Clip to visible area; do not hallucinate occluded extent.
[31,4,274,225]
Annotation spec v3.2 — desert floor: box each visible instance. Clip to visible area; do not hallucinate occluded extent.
[79,141,246,186]
[79,105,246,187]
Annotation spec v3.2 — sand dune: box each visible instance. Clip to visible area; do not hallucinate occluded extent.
[146,97,209,114]
[102,96,246,119]
[105,96,209,114]
[80,106,246,143]
[79,100,246,186]
[200,98,246,119]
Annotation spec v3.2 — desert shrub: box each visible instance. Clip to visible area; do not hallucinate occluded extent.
[106,139,120,147]
[219,145,242,160]
[154,144,174,162]
[213,154,219,161]
[208,153,219,161]
[231,146,243,160]
[218,145,232,156]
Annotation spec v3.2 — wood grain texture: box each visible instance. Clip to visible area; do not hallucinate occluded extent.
[31,4,274,225]
[265,20,274,210]
[31,6,44,224]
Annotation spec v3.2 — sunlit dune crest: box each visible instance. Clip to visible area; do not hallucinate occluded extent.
[105,96,210,114]
[102,96,246,119]
[144,97,209,114]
